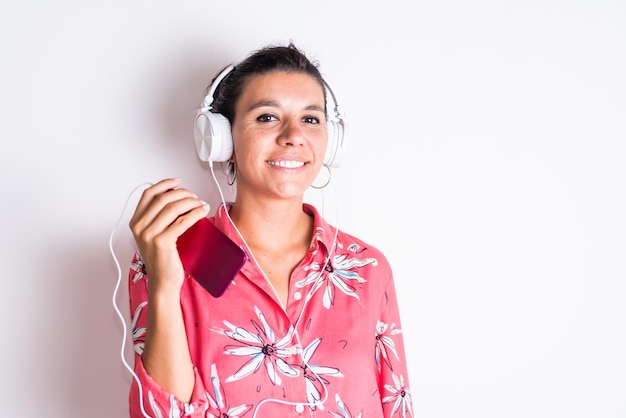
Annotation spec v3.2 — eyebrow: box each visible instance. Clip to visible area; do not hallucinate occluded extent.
[246,100,325,113]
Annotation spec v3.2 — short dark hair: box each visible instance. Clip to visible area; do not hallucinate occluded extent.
[210,42,326,124]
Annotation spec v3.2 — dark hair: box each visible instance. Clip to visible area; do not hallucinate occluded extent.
[210,42,326,124]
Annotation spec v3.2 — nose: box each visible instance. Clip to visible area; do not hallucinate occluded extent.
[277,115,304,146]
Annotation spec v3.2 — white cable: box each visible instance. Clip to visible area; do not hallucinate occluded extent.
[110,182,154,418]
[111,165,340,417]
[208,162,340,417]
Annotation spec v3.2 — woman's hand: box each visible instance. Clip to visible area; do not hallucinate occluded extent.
[129,178,205,400]
[129,178,210,293]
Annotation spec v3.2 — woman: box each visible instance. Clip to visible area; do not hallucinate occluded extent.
[128,43,413,417]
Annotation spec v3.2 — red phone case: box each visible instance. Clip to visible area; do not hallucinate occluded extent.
[177,217,247,297]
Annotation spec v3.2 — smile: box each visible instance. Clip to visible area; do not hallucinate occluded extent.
[266,160,306,168]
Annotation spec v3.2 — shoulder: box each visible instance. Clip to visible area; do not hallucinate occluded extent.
[336,228,387,258]
[335,228,393,276]
[306,203,393,273]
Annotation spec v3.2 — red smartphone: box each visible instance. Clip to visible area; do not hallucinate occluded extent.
[177,217,247,297]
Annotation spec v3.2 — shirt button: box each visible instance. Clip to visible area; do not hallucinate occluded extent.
[293,291,302,300]
[295,404,305,413]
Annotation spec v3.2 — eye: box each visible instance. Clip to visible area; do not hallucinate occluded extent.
[302,116,321,124]
[257,113,277,123]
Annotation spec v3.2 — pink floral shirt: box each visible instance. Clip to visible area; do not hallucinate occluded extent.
[128,204,413,418]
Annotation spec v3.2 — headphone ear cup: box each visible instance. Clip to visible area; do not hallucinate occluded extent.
[324,119,348,168]
[194,111,233,162]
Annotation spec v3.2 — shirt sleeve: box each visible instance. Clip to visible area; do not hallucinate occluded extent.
[127,252,210,418]
[376,271,415,417]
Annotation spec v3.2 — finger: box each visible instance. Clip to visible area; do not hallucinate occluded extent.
[130,180,195,232]
[151,203,212,250]
[131,178,183,223]
[136,204,210,274]
[146,196,210,240]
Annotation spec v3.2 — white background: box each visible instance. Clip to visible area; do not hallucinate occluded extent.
[1,1,624,417]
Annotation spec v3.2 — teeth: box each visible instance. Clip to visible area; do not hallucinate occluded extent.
[267,160,305,168]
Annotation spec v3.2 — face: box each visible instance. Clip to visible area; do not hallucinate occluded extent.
[230,71,328,200]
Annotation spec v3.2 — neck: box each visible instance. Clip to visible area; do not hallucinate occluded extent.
[228,196,312,252]
[227,196,313,310]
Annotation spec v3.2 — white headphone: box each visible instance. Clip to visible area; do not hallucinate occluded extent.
[193,64,348,168]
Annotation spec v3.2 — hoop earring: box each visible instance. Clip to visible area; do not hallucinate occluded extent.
[226,161,237,186]
[311,165,331,189]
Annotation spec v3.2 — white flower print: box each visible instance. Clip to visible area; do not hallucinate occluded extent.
[296,245,377,309]
[300,338,343,406]
[222,306,300,385]
[382,374,413,418]
[130,255,146,284]
[131,301,147,355]
[148,391,181,418]
[375,320,400,371]
[328,393,362,418]
[206,364,252,418]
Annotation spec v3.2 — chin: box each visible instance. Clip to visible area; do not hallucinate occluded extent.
[272,182,309,199]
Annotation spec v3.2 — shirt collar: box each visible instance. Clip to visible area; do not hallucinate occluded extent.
[213,202,337,259]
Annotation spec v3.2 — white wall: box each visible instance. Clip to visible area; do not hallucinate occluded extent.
[1,1,624,417]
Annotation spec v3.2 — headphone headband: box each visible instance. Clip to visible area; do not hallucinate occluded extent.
[200,64,235,112]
